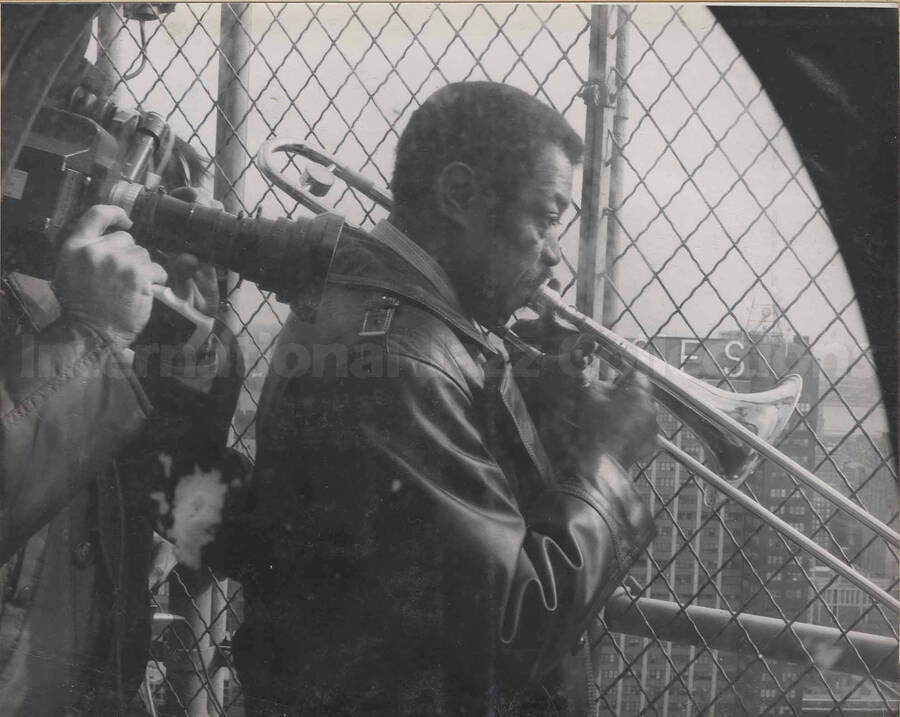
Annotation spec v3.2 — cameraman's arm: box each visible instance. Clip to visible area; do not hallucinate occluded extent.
[127,248,246,574]
[0,206,166,562]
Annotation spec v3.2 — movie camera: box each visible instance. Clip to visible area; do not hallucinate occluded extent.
[2,62,345,309]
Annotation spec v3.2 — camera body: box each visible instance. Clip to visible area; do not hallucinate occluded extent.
[2,106,122,275]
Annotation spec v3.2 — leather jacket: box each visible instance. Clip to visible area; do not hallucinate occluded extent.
[233,220,656,716]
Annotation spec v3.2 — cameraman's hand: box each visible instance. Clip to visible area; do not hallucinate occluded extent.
[166,187,220,318]
[575,371,658,479]
[53,205,167,349]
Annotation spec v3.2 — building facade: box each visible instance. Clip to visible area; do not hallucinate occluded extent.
[597,333,820,716]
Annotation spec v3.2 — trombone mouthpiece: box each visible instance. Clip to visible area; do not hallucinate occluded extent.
[529,282,566,314]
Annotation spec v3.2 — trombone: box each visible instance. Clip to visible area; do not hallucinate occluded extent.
[257,138,900,613]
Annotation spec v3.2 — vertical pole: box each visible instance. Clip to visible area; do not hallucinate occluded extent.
[601,7,631,329]
[208,577,228,712]
[214,3,251,355]
[167,9,253,716]
[96,4,128,103]
[167,574,214,717]
[575,5,613,319]
[614,632,625,715]
[214,3,252,216]
[171,3,252,717]
[213,4,252,710]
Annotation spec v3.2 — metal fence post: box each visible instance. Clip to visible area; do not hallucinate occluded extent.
[575,5,614,319]
[96,5,127,103]
[214,3,252,217]
[167,574,215,717]
[212,3,252,712]
[165,7,252,715]
[214,2,250,354]
[601,7,631,329]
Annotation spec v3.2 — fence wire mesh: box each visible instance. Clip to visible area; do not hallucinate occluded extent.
[88,4,897,715]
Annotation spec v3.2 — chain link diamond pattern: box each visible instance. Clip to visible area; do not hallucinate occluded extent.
[90,4,896,715]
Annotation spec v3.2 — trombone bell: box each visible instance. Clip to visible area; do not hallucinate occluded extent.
[659,373,803,487]
[530,284,803,488]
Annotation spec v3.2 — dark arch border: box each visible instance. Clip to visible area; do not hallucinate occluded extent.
[712,6,898,452]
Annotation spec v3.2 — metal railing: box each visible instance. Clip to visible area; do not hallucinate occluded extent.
[88,4,897,715]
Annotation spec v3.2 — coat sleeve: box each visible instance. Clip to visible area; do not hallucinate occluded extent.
[0,319,150,563]
[353,354,656,683]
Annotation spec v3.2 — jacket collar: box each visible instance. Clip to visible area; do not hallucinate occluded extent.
[327,220,497,354]
[369,220,463,309]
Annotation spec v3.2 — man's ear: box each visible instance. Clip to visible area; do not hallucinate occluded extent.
[434,161,480,226]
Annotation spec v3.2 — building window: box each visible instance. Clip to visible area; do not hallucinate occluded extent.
[655,475,675,490]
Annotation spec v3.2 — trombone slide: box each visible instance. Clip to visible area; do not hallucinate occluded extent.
[660,436,899,613]
[532,285,900,550]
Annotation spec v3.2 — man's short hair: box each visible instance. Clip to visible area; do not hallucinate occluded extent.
[391,82,584,216]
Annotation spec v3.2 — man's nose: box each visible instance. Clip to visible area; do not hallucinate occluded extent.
[542,235,563,267]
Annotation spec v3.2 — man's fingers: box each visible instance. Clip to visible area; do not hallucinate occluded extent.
[614,365,644,392]
[142,258,169,288]
[612,369,655,414]
[93,230,137,252]
[168,253,201,286]
[123,244,168,289]
[630,370,652,393]
[193,263,217,287]
[570,336,597,367]
[67,205,133,249]
[167,254,220,310]
[149,265,169,288]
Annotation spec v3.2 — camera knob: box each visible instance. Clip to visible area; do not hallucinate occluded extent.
[108,180,144,217]
[138,111,167,143]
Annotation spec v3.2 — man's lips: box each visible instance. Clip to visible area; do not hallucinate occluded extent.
[510,274,554,313]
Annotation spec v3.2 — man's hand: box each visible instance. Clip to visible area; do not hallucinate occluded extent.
[574,371,658,479]
[167,254,219,318]
[53,205,167,349]
[509,278,658,479]
[516,351,658,481]
[166,186,220,318]
[510,279,597,377]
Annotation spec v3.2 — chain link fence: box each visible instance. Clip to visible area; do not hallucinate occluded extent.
[89,4,897,715]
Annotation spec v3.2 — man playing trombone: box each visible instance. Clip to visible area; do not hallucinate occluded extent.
[233,81,659,716]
